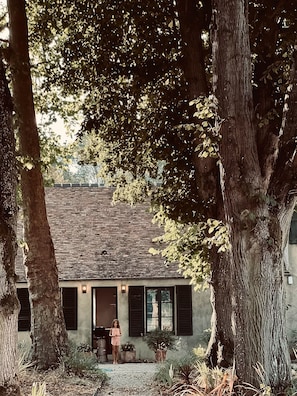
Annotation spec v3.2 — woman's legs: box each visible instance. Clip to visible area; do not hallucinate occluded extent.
[112,345,120,363]
[112,345,116,363]
[114,345,119,363]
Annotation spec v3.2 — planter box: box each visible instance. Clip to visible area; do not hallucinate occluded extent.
[121,350,136,363]
[155,349,167,362]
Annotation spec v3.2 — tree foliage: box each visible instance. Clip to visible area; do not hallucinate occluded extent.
[28,0,297,278]
[27,0,297,391]
[27,0,215,284]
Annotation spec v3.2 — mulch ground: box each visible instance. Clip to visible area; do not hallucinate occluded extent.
[19,368,103,396]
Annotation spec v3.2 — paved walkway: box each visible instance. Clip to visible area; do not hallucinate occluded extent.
[97,362,161,395]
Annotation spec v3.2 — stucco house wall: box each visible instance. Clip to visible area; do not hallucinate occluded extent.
[286,243,297,345]
[17,278,212,361]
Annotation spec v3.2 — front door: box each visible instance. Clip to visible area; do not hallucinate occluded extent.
[92,287,117,353]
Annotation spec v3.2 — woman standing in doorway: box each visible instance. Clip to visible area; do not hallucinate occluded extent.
[109,318,121,364]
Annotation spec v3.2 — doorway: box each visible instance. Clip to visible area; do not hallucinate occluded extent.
[92,287,117,353]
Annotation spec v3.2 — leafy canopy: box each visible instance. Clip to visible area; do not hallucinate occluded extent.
[26,0,297,284]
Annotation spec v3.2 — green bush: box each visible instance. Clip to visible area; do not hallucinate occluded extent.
[154,355,197,387]
[144,328,177,352]
[62,342,107,382]
[154,360,175,386]
[176,354,197,384]
[18,342,34,373]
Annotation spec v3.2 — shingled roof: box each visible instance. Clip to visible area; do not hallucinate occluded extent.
[16,186,182,282]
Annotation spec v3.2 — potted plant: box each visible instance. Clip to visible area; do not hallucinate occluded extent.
[77,343,93,356]
[121,341,136,363]
[144,328,177,362]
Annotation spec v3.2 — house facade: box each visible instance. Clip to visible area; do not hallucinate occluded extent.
[16,186,212,361]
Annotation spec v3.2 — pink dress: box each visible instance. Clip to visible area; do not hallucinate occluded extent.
[110,327,121,346]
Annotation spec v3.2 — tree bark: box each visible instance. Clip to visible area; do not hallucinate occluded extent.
[212,0,292,391]
[7,0,68,369]
[176,0,234,367]
[0,58,20,396]
[205,250,234,368]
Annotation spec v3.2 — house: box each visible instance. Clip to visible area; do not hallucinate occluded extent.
[16,185,297,360]
[16,185,212,361]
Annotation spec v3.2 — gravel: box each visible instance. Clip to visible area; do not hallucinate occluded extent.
[97,362,161,395]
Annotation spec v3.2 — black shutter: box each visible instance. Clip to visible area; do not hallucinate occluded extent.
[289,211,297,244]
[128,286,144,336]
[17,288,31,331]
[176,285,193,336]
[62,287,78,330]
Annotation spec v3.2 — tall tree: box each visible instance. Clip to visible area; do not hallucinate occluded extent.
[175,0,233,367]
[210,0,296,390]
[0,57,20,396]
[7,0,68,369]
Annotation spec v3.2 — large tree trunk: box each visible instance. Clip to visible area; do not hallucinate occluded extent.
[205,250,234,368]
[7,0,68,369]
[229,205,292,391]
[212,0,292,391]
[176,0,234,367]
[0,59,20,396]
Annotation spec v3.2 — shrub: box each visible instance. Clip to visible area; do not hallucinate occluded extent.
[18,342,34,373]
[144,328,177,352]
[154,360,175,386]
[121,341,135,352]
[176,354,197,384]
[77,343,92,353]
[62,342,107,382]
[154,355,196,387]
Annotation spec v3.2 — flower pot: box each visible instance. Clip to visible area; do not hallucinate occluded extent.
[155,349,166,362]
[121,350,136,363]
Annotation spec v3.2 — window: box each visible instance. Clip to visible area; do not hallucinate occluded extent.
[128,285,192,337]
[17,288,30,331]
[146,287,174,332]
[62,287,78,330]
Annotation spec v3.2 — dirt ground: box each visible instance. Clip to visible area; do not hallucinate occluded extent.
[19,362,160,396]
[19,368,101,396]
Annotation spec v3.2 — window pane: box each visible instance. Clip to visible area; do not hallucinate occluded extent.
[146,287,174,332]
[161,317,173,331]
[147,289,159,331]
[161,289,171,302]
[161,302,172,317]
[161,303,173,330]
[147,317,159,332]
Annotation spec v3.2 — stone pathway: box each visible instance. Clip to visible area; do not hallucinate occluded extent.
[97,362,161,395]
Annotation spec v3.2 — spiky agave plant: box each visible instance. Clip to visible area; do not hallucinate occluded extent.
[191,362,237,395]
[18,346,35,374]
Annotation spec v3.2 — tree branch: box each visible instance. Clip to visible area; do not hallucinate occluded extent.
[270,45,297,199]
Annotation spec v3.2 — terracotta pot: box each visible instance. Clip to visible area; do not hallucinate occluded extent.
[121,350,136,363]
[155,349,167,362]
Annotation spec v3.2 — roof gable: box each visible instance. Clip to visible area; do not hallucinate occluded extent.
[16,186,181,281]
